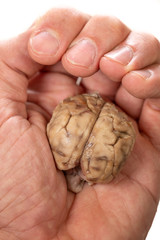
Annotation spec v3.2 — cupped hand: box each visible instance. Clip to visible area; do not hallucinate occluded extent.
[0,8,160,240]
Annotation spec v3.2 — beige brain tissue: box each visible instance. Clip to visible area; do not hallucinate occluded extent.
[47,94,136,193]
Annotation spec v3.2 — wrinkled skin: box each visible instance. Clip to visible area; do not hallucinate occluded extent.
[0,8,160,240]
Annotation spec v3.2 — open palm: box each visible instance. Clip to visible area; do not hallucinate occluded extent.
[0,9,159,240]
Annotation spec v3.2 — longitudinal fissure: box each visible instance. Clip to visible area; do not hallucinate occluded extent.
[80,100,106,173]
[47,93,136,193]
[67,96,105,171]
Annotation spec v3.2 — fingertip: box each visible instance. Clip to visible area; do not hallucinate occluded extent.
[62,38,99,77]
[62,56,98,78]
[62,14,130,78]
[28,8,90,66]
[122,70,156,99]
[28,29,61,65]
[100,56,127,82]
[122,72,143,98]
[115,85,143,119]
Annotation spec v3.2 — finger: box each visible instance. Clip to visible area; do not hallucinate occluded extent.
[82,70,120,100]
[0,28,41,126]
[139,99,160,150]
[43,61,70,75]
[42,61,77,81]
[28,8,89,65]
[26,102,49,131]
[0,8,89,79]
[0,8,88,125]
[62,15,130,77]
[122,64,160,99]
[28,72,83,115]
[115,85,144,119]
[100,32,160,82]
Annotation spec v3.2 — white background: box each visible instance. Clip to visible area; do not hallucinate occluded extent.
[0,0,159,239]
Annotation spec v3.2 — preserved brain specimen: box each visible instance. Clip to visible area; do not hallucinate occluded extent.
[47,94,136,193]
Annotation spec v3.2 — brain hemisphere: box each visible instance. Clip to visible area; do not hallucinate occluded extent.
[47,94,136,193]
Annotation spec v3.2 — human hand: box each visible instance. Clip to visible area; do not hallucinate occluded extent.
[0,8,159,240]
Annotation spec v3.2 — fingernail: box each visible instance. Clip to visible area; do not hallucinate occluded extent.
[133,70,152,80]
[105,45,133,65]
[148,99,160,111]
[66,39,97,67]
[30,30,60,56]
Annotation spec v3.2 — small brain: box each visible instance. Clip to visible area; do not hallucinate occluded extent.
[47,94,136,193]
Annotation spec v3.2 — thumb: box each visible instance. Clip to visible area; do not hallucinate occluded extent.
[0,8,88,126]
[0,29,43,126]
[0,29,42,78]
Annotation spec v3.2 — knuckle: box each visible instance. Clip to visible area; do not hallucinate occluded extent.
[126,32,160,58]
[142,33,160,60]
[92,15,127,30]
[34,8,89,29]
[146,33,160,50]
[86,15,130,41]
[108,16,130,40]
[106,16,130,36]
